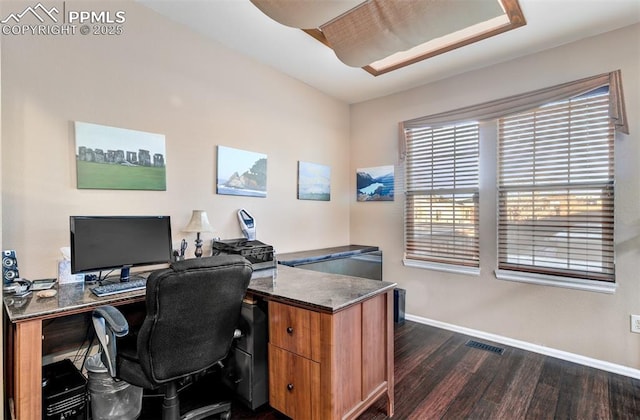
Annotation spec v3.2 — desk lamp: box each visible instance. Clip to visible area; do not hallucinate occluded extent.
[183,210,213,258]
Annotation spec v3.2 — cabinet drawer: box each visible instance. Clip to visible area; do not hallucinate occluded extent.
[268,344,319,420]
[269,301,318,359]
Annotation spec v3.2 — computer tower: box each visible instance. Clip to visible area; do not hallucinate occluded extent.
[223,300,269,410]
[42,359,88,420]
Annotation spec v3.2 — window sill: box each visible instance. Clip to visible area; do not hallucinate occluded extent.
[494,269,617,294]
[403,259,480,276]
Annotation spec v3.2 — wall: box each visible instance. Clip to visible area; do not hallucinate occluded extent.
[1,0,351,281]
[2,0,638,381]
[0,30,4,420]
[350,23,640,369]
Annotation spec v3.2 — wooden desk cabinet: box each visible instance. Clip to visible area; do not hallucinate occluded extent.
[5,265,395,420]
[268,290,394,420]
[3,286,146,420]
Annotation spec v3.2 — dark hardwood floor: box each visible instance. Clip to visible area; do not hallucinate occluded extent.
[143,320,640,419]
[354,321,640,419]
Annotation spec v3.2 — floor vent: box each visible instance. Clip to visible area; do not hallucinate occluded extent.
[465,340,505,355]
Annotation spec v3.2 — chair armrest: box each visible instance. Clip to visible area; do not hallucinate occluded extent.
[93,305,129,336]
[92,305,129,377]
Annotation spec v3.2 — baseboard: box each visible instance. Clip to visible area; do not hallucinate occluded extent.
[405,313,640,380]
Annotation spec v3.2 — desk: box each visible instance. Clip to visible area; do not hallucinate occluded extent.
[4,265,395,420]
[4,282,146,420]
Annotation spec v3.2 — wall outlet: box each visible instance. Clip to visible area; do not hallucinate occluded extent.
[631,315,640,334]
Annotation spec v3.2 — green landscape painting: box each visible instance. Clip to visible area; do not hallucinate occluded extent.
[75,122,167,190]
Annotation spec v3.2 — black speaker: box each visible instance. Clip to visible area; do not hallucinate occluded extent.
[394,288,406,325]
[2,250,19,284]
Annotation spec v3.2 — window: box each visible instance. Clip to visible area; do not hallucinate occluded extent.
[497,87,615,283]
[401,71,626,291]
[404,122,480,271]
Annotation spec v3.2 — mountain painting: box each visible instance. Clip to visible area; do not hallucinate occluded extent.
[217,146,267,197]
[357,165,394,202]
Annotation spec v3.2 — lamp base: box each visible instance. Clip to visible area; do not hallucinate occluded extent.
[194,234,203,258]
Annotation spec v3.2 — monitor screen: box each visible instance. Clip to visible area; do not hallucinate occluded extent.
[70,216,172,279]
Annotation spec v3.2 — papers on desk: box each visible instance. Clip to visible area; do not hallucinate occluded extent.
[31,278,56,290]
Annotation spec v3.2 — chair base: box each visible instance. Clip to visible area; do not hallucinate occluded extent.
[161,381,231,420]
[182,401,231,420]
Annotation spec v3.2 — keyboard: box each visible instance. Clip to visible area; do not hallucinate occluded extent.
[91,279,146,297]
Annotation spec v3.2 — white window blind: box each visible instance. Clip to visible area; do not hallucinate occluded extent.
[498,88,615,282]
[405,122,479,268]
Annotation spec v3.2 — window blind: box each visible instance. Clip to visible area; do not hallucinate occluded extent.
[498,88,615,282]
[401,71,627,134]
[405,122,480,267]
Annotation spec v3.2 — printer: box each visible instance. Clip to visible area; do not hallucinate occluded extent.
[212,238,275,271]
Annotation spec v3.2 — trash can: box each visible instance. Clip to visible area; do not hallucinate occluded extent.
[85,354,143,420]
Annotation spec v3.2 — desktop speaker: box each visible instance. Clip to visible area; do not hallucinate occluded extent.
[2,250,19,284]
[394,288,406,325]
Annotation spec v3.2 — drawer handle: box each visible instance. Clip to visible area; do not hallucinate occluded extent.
[286,327,294,334]
[287,383,294,391]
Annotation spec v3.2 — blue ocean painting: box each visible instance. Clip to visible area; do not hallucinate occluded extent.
[298,161,331,201]
[357,165,394,202]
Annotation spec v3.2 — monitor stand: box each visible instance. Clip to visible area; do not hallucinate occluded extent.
[120,265,131,282]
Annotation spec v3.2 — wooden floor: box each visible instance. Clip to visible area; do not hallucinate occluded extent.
[356,321,640,419]
[145,320,640,419]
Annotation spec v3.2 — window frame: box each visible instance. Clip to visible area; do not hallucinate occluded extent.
[403,122,481,275]
[495,88,616,292]
[400,71,626,292]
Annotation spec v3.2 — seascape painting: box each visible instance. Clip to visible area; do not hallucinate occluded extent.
[75,121,166,190]
[298,161,331,201]
[217,146,267,197]
[357,165,394,202]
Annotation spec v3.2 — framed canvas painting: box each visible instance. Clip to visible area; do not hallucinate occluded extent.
[357,165,394,202]
[298,161,331,201]
[75,121,167,190]
[217,146,267,197]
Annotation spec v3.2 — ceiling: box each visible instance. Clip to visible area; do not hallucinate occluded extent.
[138,0,640,104]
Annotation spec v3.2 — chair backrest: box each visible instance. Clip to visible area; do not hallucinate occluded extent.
[136,255,252,384]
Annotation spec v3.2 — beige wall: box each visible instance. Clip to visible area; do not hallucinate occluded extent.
[350,23,640,369]
[0,28,4,420]
[1,1,351,282]
[1,0,638,394]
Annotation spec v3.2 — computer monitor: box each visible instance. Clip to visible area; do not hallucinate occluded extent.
[70,216,173,282]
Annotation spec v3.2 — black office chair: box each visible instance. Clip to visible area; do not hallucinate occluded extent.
[91,255,253,420]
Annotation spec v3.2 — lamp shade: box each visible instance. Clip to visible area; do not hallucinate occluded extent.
[183,210,213,233]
